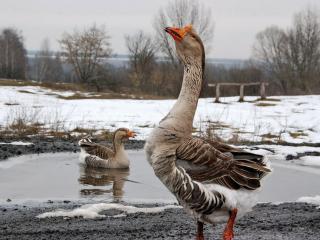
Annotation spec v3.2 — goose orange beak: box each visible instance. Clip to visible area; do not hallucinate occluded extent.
[165,27,184,41]
[127,130,136,138]
[165,25,192,41]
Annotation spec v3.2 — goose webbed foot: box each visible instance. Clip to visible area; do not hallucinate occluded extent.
[223,208,238,240]
[196,221,204,240]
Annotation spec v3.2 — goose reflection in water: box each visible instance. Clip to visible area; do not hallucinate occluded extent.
[78,165,130,201]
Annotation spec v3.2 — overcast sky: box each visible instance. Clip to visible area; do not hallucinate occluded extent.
[0,0,319,59]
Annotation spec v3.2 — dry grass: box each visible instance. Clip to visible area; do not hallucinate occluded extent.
[205,121,231,130]
[71,127,95,134]
[4,102,20,106]
[261,133,280,139]
[57,93,108,100]
[256,98,281,102]
[0,104,115,140]
[289,131,308,138]
[260,133,283,143]
[7,119,42,137]
[57,92,168,100]
[40,82,85,92]
[138,124,152,128]
[95,130,114,141]
[0,78,171,100]
[1,105,67,139]
[18,90,35,94]
[255,102,277,107]
[0,79,39,87]
[0,78,85,92]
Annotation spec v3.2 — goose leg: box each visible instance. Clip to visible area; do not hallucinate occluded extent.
[223,208,238,240]
[196,221,204,240]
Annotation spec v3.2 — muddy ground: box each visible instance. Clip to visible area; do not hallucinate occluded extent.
[0,202,319,240]
[2,136,319,161]
[0,139,145,160]
[1,139,319,239]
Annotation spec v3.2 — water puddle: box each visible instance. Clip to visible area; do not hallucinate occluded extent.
[0,150,319,204]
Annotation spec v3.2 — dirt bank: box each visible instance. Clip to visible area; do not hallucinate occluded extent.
[0,202,319,240]
[0,139,145,160]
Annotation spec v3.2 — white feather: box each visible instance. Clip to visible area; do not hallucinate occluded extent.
[206,184,259,223]
[79,149,88,164]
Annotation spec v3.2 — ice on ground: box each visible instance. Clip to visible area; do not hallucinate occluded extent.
[299,156,320,167]
[244,145,320,161]
[37,203,181,219]
[0,141,33,146]
[297,195,320,207]
[0,154,35,169]
[1,86,320,143]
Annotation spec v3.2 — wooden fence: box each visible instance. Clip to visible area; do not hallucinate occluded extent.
[208,82,268,103]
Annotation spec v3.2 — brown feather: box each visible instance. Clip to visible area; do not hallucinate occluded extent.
[79,140,114,160]
[176,137,271,191]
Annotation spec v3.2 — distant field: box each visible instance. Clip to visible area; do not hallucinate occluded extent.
[0,84,319,144]
[0,79,169,100]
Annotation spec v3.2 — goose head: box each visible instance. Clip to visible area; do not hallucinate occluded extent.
[165,24,205,68]
[113,128,136,142]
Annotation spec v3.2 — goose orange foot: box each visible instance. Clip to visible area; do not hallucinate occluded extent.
[223,230,234,240]
[222,208,238,240]
[196,221,204,240]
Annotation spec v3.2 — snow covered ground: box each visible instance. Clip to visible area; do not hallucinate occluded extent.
[297,195,320,207]
[0,86,320,144]
[37,203,181,219]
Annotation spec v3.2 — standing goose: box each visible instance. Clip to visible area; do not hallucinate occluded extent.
[145,25,271,240]
[79,128,136,169]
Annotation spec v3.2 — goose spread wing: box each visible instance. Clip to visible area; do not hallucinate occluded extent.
[176,137,271,190]
[79,139,114,160]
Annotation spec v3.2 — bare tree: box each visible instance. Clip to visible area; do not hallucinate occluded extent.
[286,8,320,92]
[49,52,65,82]
[59,24,112,85]
[32,39,65,83]
[34,38,51,83]
[0,28,27,79]
[253,8,320,94]
[154,0,214,65]
[125,31,157,91]
[253,26,290,93]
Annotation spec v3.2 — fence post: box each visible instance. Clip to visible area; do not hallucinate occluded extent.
[260,82,266,100]
[239,84,244,102]
[215,84,220,103]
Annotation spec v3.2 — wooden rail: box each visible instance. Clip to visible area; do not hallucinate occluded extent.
[208,82,268,103]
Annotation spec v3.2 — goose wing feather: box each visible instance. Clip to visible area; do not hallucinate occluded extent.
[79,138,114,160]
[176,137,271,190]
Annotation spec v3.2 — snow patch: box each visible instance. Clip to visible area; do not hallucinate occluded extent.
[297,195,320,207]
[0,141,33,146]
[299,156,320,167]
[1,86,320,143]
[0,154,36,169]
[37,203,181,219]
[244,145,320,161]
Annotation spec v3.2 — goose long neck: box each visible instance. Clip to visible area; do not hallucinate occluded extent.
[113,136,124,154]
[165,57,203,130]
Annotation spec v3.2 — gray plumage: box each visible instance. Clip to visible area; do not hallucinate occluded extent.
[145,26,271,226]
[79,128,136,169]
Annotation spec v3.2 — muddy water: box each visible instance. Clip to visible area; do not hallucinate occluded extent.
[0,150,319,203]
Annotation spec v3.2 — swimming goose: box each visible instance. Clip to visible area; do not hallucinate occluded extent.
[145,25,271,240]
[79,128,136,169]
